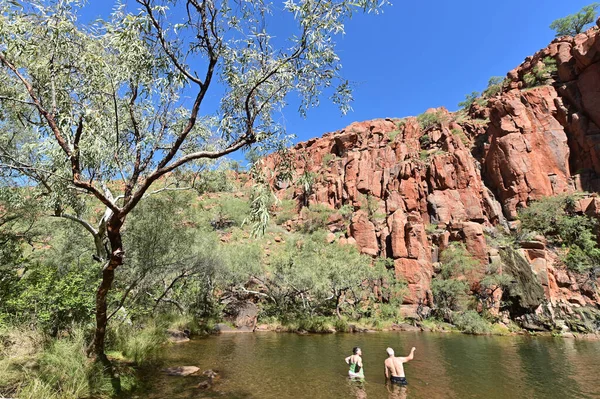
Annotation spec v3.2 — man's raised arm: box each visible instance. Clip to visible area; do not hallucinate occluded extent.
[401,347,416,362]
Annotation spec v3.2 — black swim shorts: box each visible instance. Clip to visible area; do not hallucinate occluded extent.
[390,376,407,385]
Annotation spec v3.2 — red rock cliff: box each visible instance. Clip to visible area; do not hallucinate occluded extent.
[264,20,600,326]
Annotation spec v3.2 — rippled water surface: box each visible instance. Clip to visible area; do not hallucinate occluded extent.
[141,332,600,399]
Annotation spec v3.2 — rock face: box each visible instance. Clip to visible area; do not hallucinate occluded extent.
[264,21,600,329]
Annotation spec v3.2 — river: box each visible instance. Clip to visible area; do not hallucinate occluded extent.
[140,332,600,399]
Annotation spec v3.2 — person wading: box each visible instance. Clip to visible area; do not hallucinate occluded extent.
[345,347,365,379]
[384,347,415,385]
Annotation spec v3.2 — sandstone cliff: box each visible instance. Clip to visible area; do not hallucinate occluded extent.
[264,20,600,331]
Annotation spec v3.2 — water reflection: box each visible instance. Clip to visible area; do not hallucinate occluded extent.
[385,383,407,399]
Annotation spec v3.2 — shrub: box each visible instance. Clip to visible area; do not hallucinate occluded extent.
[523,57,557,87]
[452,310,491,334]
[458,91,480,110]
[431,278,470,312]
[333,317,350,332]
[338,204,354,218]
[299,204,333,233]
[417,110,447,130]
[388,129,401,142]
[274,199,297,225]
[482,76,505,98]
[419,134,431,148]
[322,153,335,166]
[451,128,469,146]
[518,194,600,273]
[432,243,479,314]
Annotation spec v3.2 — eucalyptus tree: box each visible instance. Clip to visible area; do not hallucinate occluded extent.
[0,0,388,363]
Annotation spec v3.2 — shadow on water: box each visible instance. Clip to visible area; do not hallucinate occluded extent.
[139,332,600,399]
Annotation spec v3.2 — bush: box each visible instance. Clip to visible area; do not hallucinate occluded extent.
[482,76,505,98]
[519,194,600,273]
[453,310,491,334]
[523,57,557,87]
[432,243,479,313]
[322,153,335,166]
[3,262,98,334]
[274,199,297,225]
[432,278,470,312]
[388,129,401,142]
[419,134,431,148]
[299,204,333,233]
[417,110,447,130]
[458,91,480,110]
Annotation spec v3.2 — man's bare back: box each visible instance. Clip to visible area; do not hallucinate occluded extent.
[384,347,415,385]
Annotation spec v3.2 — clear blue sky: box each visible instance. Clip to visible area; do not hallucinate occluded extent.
[80,0,594,148]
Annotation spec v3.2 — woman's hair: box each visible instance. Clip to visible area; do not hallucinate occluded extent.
[353,347,361,355]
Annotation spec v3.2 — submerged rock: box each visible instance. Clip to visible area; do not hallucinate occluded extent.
[162,366,200,376]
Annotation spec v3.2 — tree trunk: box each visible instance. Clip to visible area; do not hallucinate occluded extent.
[335,292,342,319]
[91,219,124,392]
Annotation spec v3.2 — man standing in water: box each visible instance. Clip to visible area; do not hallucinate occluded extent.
[384,347,415,385]
[345,347,365,379]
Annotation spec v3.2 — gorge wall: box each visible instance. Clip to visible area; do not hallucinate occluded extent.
[264,20,600,330]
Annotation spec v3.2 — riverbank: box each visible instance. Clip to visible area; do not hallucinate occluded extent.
[207,315,600,341]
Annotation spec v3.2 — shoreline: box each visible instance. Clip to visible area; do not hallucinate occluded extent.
[195,322,600,341]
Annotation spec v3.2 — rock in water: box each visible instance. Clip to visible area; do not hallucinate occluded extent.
[162,366,200,376]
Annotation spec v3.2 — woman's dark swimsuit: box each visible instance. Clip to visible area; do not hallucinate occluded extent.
[390,376,407,385]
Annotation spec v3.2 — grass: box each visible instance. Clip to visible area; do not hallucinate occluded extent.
[4,327,116,399]
[110,321,167,366]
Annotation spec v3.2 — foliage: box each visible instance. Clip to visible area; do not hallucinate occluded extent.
[482,76,505,98]
[458,91,480,110]
[550,3,599,36]
[388,129,401,142]
[264,231,375,318]
[518,194,600,273]
[452,310,491,334]
[193,164,234,195]
[297,170,317,207]
[110,322,167,366]
[417,110,447,130]
[451,128,469,146]
[245,163,276,237]
[322,153,336,166]
[14,329,115,399]
[0,0,388,358]
[523,57,557,87]
[432,243,479,314]
[478,262,512,312]
[274,199,297,225]
[299,204,333,233]
[358,193,380,220]
[419,134,431,148]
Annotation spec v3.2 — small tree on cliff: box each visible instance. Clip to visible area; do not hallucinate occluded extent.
[0,0,388,368]
[550,3,599,37]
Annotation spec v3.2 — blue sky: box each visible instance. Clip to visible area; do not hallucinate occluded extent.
[80,0,594,151]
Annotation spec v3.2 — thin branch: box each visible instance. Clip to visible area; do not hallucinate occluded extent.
[138,0,203,86]
[0,96,37,106]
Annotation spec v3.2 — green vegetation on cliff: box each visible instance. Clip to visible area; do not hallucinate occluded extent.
[550,3,599,37]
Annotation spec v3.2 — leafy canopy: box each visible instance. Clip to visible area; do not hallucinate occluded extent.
[550,3,599,37]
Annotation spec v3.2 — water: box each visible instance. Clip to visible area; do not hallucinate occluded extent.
[142,332,600,399]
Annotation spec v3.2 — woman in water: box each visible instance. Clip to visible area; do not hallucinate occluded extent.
[345,347,365,379]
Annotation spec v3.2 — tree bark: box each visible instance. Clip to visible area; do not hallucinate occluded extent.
[90,218,124,391]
